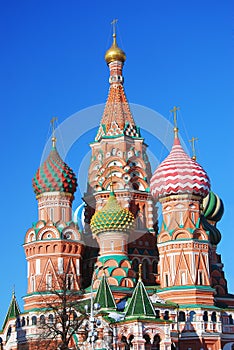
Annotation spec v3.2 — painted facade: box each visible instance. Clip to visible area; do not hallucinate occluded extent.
[1,31,234,350]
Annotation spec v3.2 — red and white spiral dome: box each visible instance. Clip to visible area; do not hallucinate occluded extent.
[150,134,210,199]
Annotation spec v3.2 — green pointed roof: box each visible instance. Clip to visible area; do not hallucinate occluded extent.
[94,274,116,309]
[125,278,156,318]
[90,191,135,235]
[2,291,20,330]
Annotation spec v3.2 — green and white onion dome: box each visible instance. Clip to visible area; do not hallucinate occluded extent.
[203,191,224,222]
[90,191,135,235]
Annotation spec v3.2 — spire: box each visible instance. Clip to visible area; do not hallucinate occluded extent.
[51,117,58,148]
[170,106,180,144]
[2,290,20,330]
[189,136,198,161]
[94,273,116,309]
[125,278,156,318]
[95,23,140,141]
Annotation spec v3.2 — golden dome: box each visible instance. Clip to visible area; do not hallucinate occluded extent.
[105,34,126,64]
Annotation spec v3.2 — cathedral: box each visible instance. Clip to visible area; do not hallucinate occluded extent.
[1,29,234,350]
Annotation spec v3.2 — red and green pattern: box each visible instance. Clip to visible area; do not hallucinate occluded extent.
[32,147,77,196]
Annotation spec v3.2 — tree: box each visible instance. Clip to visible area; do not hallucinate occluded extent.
[32,273,87,350]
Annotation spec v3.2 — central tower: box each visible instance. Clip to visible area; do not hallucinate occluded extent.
[83,29,158,287]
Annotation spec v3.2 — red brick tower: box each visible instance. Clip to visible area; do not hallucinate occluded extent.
[150,109,215,305]
[23,131,84,311]
[83,30,158,287]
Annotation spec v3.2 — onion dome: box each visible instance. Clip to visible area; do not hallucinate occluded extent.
[150,132,210,199]
[105,34,126,64]
[90,191,134,235]
[203,191,224,222]
[32,144,77,196]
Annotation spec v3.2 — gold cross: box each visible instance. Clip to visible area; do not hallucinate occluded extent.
[50,117,58,147]
[111,19,118,36]
[189,137,198,160]
[170,106,180,129]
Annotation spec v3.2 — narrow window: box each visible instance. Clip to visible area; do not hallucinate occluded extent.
[62,208,66,222]
[165,273,169,287]
[46,274,52,289]
[198,271,203,285]
[181,271,186,285]
[31,276,35,292]
[66,274,74,290]
[50,208,54,221]
[179,212,183,226]
[191,212,195,223]
[167,214,170,225]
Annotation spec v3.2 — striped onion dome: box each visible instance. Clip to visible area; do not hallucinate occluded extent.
[32,146,77,196]
[90,191,135,235]
[150,134,210,199]
[203,191,224,222]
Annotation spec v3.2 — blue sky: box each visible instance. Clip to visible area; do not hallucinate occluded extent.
[0,0,233,324]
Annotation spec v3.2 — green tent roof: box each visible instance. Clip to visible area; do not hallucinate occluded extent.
[94,274,116,309]
[125,278,156,318]
[2,291,20,330]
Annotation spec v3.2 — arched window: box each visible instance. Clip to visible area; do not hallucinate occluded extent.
[164,311,169,320]
[21,317,25,327]
[229,314,234,325]
[40,315,45,325]
[142,260,149,280]
[152,260,158,274]
[211,312,217,322]
[155,310,160,319]
[48,314,54,324]
[16,317,21,328]
[143,334,151,350]
[178,311,185,322]
[152,334,160,350]
[189,310,196,322]
[32,316,37,325]
[203,311,208,322]
[132,259,139,272]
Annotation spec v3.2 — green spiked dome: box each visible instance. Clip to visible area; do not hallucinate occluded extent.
[32,146,77,196]
[90,191,135,235]
[203,191,224,222]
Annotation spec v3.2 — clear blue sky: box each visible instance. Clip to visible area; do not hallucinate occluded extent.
[0,0,233,324]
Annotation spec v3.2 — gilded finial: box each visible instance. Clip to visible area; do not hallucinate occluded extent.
[170,106,180,137]
[105,19,126,64]
[189,137,198,161]
[51,117,58,148]
[138,263,142,281]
